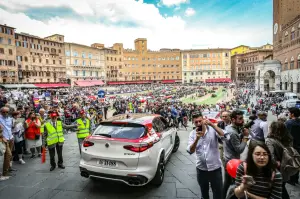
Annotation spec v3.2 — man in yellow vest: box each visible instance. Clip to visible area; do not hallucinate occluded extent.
[44,112,77,171]
[75,110,91,154]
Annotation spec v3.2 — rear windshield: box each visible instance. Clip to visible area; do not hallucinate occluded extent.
[93,123,145,139]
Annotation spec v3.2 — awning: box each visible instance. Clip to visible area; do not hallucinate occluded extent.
[34,83,70,88]
[161,80,176,84]
[205,78,232,83]
[107,80,152,85]
[0,84,37,89]
[75,80,105,87]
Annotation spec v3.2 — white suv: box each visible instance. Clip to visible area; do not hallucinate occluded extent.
[79,114,180,186]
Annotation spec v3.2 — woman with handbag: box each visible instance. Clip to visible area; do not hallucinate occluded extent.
[24,111,41,158]
[12,111,26,164]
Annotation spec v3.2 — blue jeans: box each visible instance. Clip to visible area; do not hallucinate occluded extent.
[196,167,223,199]
[77,138,85,154]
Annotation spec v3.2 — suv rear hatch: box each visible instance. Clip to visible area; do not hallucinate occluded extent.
[82,121,147,170]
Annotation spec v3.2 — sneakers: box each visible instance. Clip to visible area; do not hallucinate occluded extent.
[30,154,36,158]
[0,176,9,181]
[19,159,25,164]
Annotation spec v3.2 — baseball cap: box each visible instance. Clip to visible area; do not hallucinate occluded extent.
[50,112,58,118]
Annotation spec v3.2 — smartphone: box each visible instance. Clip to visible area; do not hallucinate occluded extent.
[197,126,202,132]
[243,175,255,185]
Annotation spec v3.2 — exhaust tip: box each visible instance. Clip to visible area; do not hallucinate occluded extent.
[81,171,89,178]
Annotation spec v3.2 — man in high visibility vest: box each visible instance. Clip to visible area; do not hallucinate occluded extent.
[75,110,91,154]
[44,112,77,171]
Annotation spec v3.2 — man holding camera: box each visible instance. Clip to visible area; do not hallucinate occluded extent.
[222,110,250,199]
[187,112,225,199]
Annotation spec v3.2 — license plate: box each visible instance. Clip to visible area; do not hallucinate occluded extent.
[98,159,117,167]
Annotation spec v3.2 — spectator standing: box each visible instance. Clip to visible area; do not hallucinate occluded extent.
[12,111,26,164]
[0,107,16,177]
[24,111,42,158]
[187,112,225,199]
[222,110,249,199]
[234,142,282,199]
[266,121,293,198]
[250,111,268,142]
[285,107,300,185]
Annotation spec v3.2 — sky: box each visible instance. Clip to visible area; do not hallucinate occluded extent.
[0,0,273,50]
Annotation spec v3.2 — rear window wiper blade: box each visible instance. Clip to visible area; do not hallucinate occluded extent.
[95,134,112,138]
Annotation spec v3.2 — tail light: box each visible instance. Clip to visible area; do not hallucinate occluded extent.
[83,140,94,147]
[123,142,153,153]
[209,118,218,124]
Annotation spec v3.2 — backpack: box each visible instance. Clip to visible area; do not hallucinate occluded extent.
[275,140,300,181]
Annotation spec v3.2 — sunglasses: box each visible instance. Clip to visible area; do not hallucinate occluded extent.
[2,111,8,114]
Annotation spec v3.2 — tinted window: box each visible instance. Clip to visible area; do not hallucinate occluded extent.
[152,117,167,132]
[93,124,145,139]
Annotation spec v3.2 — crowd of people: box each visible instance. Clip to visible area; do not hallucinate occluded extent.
[0,83,299,199]
[187,88,300,199]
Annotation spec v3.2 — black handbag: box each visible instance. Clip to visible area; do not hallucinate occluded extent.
[35,134,40,140]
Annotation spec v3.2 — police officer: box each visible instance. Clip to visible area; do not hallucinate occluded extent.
[75,110,91,154]
[44,112,77,171]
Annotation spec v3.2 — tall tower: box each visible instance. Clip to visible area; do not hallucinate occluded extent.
[134,38,147,54]
[273,0,300,52]
[273,0,280,45]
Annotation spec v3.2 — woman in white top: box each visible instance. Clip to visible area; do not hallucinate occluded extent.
[12,111,25,164]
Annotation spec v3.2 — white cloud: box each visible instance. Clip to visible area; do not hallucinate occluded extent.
[174,6,181,11]
[185,7,195,17]
[160,0,189,7]
[0,0,272,50]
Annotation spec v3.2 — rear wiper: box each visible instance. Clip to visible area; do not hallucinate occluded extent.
[95,134,112,138]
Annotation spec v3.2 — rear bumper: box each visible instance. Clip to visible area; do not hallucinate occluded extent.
[79,160,156,186]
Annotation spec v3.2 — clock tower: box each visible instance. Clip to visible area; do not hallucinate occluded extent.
[273,0,281,48]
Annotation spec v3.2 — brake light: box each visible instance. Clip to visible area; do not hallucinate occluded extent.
[83,140,94,147]
[209,118,218,124]
[123,143,153,153]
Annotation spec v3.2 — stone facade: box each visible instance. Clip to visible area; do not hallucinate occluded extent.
[122,39,182,82]
[0,24,17,83]
[65,43,105,86]
[273,0,300,93]
[255,60,281,92]
[15,33,66,83]
[181,49,231,84]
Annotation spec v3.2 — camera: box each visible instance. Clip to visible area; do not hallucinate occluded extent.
[243,120,255,129]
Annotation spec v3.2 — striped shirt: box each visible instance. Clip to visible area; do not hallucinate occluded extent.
[235,163,282,199]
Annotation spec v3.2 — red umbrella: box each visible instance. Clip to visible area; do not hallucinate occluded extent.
[88,96,97,100]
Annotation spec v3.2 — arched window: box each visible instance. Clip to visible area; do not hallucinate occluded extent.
[291,27,296,40]
[284,58,288,70]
